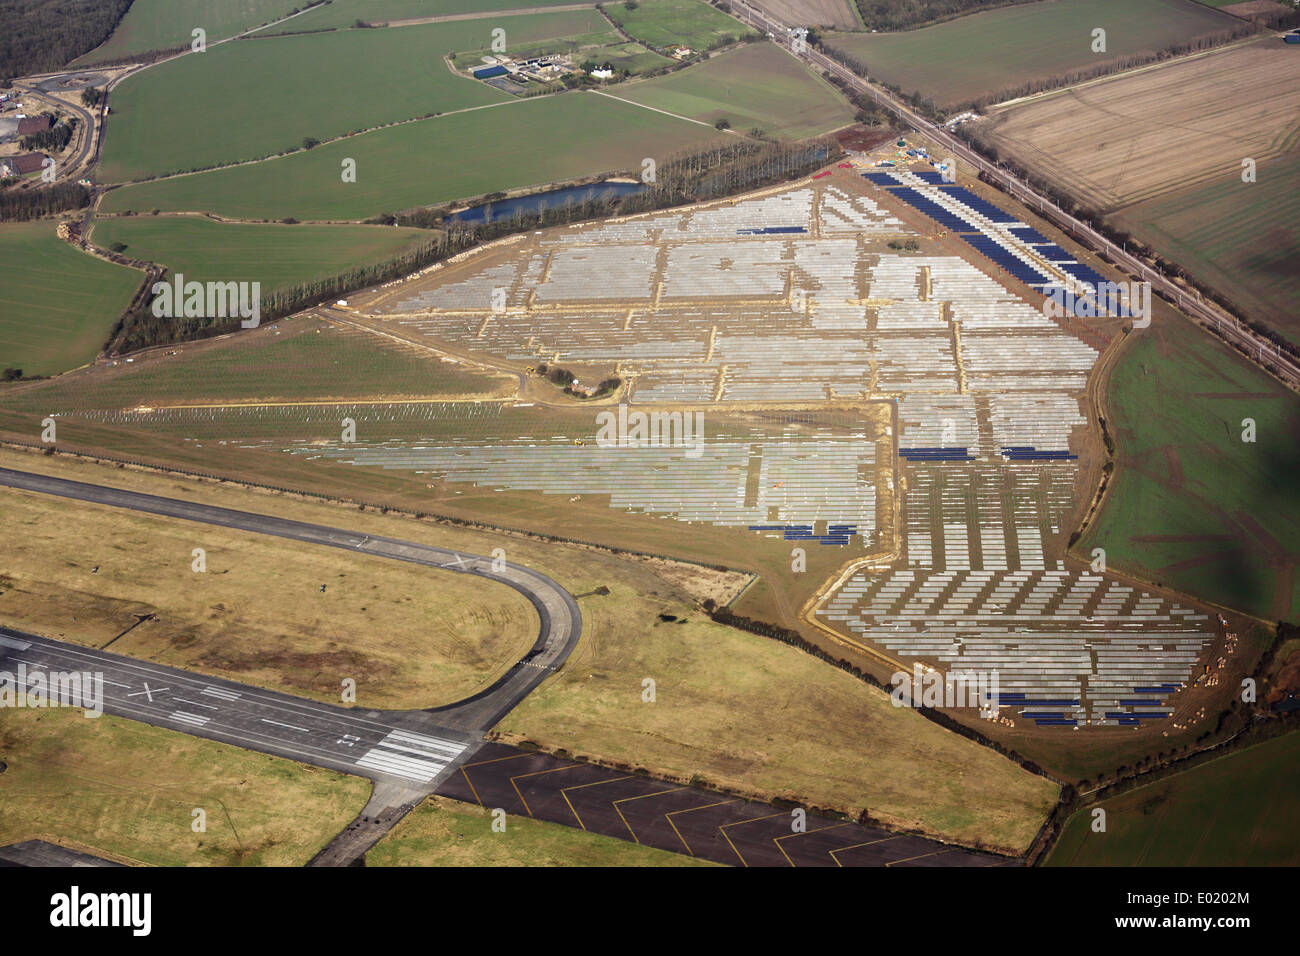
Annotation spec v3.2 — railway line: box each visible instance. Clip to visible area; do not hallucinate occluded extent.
[729,0,1300,393]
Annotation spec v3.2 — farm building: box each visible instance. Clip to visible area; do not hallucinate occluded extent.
[0,153,49,177]
[16,115,52,135]
[473,65,509,80]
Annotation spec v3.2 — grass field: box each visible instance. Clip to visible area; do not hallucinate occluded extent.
[1113,152,1300,347]
[1047,730,1300,865]
[11,316,512,406]
[582,41,675,75]
[0,223,142,378]
[368,795,713,865]
[0,707,367,866]
[824,0,1239,108]
[499,593,1058,854]
[0,485,539,709]
[603,0,755,51]
[290,0,592,29]
[73,0,299,64]
[1081,314,1300,623]
[100,92,723,220]
[616,42,855,138]
[0,447,1054,851]
[99,13,619,181]
[89,217,433,296]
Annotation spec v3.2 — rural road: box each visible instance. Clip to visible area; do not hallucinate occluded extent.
[728,1,1300,392]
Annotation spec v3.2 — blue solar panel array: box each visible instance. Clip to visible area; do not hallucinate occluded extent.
[863,172,900,186]
[899,446,975,462]
[737,226,807,235]
[1032,243,1073,262]
[1058,261,1109,289]
[888,188,980,232]
[1000,446,1078,462]
[912,170,951,185]
[938,186,1019,223]
[1009,225,1049,243]
[958,234,1052,286]
[748,524,856,546]
[1106,712,1170,721]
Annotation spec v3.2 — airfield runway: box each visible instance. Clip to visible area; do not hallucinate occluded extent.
[0,466,581,732]
[0,466,1011,865]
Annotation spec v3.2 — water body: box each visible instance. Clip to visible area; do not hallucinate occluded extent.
[449,181,645,224]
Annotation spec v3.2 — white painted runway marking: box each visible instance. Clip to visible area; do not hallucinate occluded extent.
[0,635,32,651]
[261,718,311,733]
[354,730,467,782]
[172,698,219,710]
[169,711,210,727]
[127,683,167,703]
[201,686,240,701]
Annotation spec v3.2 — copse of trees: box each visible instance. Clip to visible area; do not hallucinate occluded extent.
[0,0,132,77]
[0,181,91,222]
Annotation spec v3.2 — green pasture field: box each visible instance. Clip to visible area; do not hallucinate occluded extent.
[289,0,593,30]
[603,0,755,51]
[100,92,723,220]
[98,11,616,182]
[584,41,675,74]
[1081,313,1300,622]
[823,0,1238,108]
[368,796,712,865]
[90,216,432,295]
[4,316,509,407]
[1113,152,1300,349]
[616,42,854,138]
[1048,730,1300,865]
[73,0,300,64]
[0,223,142,378]
[458,24,626,64]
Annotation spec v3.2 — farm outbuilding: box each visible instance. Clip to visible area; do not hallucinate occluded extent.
[473,65,509,79]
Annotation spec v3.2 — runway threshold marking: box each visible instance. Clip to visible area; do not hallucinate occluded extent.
[355,730,467,783]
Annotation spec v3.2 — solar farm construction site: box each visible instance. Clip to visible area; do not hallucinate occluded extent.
[197,168,1225,733]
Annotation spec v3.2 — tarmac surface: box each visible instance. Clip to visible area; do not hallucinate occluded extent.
[0,466,1015,866]
[0,466,582,733]
[438,742,1016,867]
[0,840,123,868]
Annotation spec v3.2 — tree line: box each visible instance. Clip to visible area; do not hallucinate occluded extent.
[107,136,840,355]
[854,0,1033,32]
